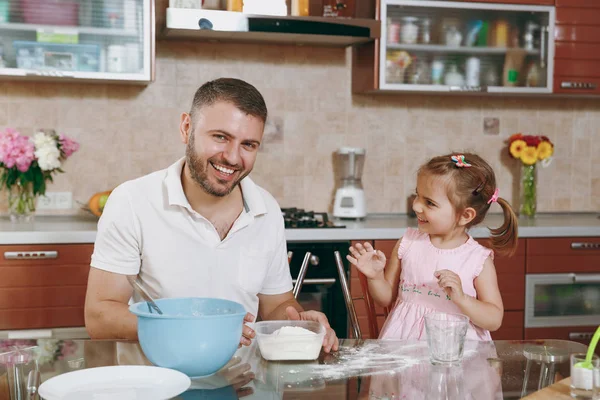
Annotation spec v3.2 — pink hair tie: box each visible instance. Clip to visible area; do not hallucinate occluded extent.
[487,188,499,204]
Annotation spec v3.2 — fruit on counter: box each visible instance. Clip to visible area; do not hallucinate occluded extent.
[88,190,112,217]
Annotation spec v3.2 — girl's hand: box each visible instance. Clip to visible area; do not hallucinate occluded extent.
[435,269,466,303]
[346,242,387,280]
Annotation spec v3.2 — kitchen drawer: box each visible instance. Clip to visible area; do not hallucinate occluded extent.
[0,265,89,288]
[0,307,84,330]
[0,287,86,309]
[555,59,600,78]
[0,244,92,331]
[555,26,600,44]
[477,239,525,311]
[0,244,94,266]
[527,237,600,273]
[556,8,600,25]
[555,42,600,60]
[556,0,600,6]
[491,311,524,340]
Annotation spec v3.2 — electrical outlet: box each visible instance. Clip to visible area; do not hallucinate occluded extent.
[37,192,73,210]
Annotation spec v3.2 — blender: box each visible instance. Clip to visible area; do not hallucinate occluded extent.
[333,147,366,219]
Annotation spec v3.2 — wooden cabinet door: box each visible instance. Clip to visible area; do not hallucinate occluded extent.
[478,239,526,311]
[492,311,524,340]
[0,244,93,330]
[526,237,600,273]
[554,2,600,94]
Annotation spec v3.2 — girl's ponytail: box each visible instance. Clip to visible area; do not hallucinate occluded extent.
[489,197,519,257]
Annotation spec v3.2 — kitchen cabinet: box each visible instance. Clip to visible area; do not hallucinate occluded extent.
[0,0,154,84]
[553,1,600,94]
[0,244,93,337]
[352,0,555,95]
[526,237,600,274]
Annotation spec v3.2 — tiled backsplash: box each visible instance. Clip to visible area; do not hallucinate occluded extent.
[1,41,599,215]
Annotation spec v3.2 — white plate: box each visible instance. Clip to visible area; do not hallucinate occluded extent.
[39,365,191,400]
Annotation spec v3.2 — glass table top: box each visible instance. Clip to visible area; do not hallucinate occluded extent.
[0,338,588,399]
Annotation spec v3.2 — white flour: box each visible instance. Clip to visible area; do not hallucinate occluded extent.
[272,326,316,336]
[258,326,321,361]
[305,341,478,380]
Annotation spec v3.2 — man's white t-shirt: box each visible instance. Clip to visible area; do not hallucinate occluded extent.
[91,158,293,316]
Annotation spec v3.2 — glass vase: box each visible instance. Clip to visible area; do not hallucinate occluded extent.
[8,182,37,223]
[520,163,537,218]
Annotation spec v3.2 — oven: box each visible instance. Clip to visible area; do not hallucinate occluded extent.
[287,241,350,339]
[525,273,600,329]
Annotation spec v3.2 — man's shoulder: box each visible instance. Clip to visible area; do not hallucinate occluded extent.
[250,180,282,216]
[111,167,168,201]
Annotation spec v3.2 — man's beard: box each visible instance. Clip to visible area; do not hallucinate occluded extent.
[185,132,248,197]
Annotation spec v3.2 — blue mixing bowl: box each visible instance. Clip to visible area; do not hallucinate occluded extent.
[129,297,246,377]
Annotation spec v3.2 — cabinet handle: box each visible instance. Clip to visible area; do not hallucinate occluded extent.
[569,332,593,341]
[540,25,546,69]
[571,242,600,250]
[560,82,597,90]
[570,273,600,283]
[4,251,58,259]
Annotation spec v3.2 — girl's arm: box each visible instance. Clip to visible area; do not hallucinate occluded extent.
[368,238,403,308]
[453,257,504,331]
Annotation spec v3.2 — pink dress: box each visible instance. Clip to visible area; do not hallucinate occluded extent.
[379,227,493,341]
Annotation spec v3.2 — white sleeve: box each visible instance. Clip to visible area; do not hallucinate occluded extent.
[259,221,293,295]
[90,184,141,275]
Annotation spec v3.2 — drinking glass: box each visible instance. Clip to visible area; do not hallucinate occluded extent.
[570,353,600,399]
[424,312,469,364]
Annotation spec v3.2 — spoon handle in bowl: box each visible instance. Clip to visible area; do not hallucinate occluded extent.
[127,276,163,315]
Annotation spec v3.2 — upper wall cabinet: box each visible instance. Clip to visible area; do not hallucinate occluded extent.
[352,0,555,95]
[0,0,154,84]
[553,0,600,95]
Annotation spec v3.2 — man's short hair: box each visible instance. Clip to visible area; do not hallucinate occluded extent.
[190,78,268,123]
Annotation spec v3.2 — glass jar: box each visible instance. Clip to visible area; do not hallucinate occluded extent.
[421,18,431,44]
[400,17,419,45]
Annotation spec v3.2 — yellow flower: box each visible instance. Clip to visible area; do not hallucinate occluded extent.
[509,139,527,159]
[520,146,539,165]
[537,141,554,160]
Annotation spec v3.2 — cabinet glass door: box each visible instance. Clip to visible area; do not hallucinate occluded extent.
[380,0,554,93]
[0,0,152,83]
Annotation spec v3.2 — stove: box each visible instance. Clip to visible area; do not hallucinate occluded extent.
[281,208,346,229]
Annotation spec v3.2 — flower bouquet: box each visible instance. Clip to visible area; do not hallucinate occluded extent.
[507,133,554,218]
[0,128,79,222]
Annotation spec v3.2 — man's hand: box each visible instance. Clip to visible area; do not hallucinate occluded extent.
[285,306,339,353]
[238,313,256,348]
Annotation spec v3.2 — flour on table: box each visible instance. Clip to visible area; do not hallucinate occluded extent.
[308,341,478,380]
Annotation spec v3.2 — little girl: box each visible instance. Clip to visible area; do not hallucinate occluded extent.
[348,153,518,341]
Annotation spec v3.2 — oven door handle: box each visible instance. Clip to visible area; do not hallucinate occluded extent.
[570,273,600,283]
[292,278,336,285]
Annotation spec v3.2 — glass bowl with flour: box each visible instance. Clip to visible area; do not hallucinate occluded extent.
[254,321,325,361]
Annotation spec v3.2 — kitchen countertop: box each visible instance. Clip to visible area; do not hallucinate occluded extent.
[0,212,599,245]
[0,338,587,399]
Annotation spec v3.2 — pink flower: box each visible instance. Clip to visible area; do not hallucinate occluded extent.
[58,135,79,158]
[0,129,35,172]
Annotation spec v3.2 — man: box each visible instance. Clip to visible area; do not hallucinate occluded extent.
[84,78,338,353]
